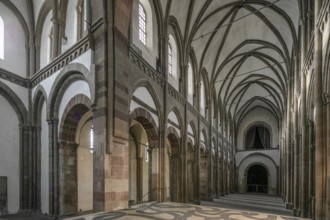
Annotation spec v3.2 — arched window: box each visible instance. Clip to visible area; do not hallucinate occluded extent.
[0,16,4,59]
[90,126,94,153]
[187,63,194,104]
[245,124,271,150]
[168,44,172,75]
[76,0,85,40]
[47,28,53,63]
[200,80,206,117]
[138,3,146,45]
[167,35,179,90]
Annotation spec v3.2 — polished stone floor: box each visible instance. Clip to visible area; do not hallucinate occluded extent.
[64,201,309,220]
[0,194,310,220]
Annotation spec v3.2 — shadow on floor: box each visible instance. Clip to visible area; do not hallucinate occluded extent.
[0,213,53,220]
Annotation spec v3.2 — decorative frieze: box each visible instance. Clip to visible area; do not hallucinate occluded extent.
[0,68,29,88]
[31,36,91,87]
[322,92,330,105]
[128,47,166,88]
[168,85,186,106]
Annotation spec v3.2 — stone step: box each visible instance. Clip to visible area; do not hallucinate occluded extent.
[202,193,293,217]
[217,194,287,208]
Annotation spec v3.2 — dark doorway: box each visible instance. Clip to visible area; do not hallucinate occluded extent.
[247,165,268,193]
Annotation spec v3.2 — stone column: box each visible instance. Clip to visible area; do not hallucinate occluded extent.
[307,119,314,218]
[19,124,31,211]
[293,53,300,215]
[325,93,330,219]
[195,143,201,203]
[314,0,325,219]
[136,156,143,203]
[300,12,309,217]
[47,118,59,217]
[147,147,153,202]
[58,141,78,216]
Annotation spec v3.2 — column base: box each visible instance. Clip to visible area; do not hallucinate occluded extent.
[293,208,301,216]
[286,203,293,210]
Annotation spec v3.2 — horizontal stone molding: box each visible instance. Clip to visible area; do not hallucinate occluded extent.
[0,68,29,88]
[31,36,91,87]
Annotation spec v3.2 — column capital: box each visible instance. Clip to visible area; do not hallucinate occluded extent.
[322,92,330,105]
[296,133,302,140]
[58,140,78,150]
[307,119,313,127]
[47,118,59,125]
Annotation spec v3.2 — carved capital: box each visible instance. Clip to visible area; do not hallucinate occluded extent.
[322,93,330,105]
[47,118,59,125]
[296,133,302,140]
[311,144,315,150]
[307,119,313,127]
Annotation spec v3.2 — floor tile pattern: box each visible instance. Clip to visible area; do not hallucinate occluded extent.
[65,201,309,220]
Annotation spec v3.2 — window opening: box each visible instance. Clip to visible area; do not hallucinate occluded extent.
[0,16,4,59]
[168,44,172,75]
[138,3,146,45]
[90,126,94,153]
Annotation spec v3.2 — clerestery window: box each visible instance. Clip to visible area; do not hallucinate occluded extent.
[0,16,4,59]
[168,44,172,75]
[138,3,146,45]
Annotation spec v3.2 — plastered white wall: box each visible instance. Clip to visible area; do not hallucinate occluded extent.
[130,86,159,127]
[130,100,159,128]
[131,0,159,69]
[58,80,91,131]
[32,50,92,99]
[10,1,29,23]
[33,0,44,26]
[0,95,19,214]
[235,149,280,166]
[0,3,27,77]
[40,102,49,214]
[40,11,52,69]
[62,0,78,52]
[168,111,180,136]
[0,79,28,109]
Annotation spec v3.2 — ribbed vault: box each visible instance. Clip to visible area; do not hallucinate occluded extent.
[163,0,299,128]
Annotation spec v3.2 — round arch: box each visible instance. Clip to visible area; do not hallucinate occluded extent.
[238,153,278,195]
[243,121,273,150]
[48,63,92,119]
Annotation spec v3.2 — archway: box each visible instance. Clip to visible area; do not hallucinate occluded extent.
[187,140,195,202]
[58,95,93,215]
[199,147,207,199]
[129,107,159,203]
[247,165,268,193]
[128,120,150,204]
[166,130,181,202]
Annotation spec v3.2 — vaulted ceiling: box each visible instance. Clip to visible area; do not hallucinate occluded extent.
[162,0,299,126]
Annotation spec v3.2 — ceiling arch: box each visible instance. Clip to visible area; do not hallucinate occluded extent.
[164,0,299,127]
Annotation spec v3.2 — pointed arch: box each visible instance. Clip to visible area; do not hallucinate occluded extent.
[131,80,163,125]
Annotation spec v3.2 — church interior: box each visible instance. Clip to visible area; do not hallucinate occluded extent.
[0,0,329,219]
